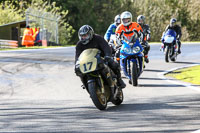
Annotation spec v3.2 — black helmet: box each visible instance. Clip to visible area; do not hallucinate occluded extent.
[170,18,177,27]
[78,25,94,45]
[137,15,145,26]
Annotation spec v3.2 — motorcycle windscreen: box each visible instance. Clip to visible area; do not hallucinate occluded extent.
[162,29,176,42]
[165,29,177,37]
[78,48,99,74]
[164,36,174,43]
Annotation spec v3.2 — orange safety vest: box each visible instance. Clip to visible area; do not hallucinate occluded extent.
[116,22,143,40]
[22,28,34,47]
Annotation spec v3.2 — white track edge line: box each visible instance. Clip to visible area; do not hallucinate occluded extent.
[157,63,200,92]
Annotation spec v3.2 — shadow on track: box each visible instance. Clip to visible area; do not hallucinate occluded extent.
[143,69,166,73]
[0,94,200,133]
[173,61,200,65]
[138,84,184,87]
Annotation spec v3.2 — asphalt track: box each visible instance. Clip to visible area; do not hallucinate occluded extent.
[0,43,200,132]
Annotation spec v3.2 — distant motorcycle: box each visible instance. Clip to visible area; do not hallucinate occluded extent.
[161,29,179,62]
[120,30,144,86]
[75,48,123,110]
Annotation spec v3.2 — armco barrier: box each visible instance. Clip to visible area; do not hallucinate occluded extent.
[0,39,18,48]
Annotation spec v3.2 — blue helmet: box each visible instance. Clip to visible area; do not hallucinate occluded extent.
[170,18,177,27]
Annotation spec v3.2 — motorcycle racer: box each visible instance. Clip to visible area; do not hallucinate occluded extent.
[104,14,121,42]
[115,11,144,61]
[137,15,151,63]
[75,25,126,90]
[162,18,182,54]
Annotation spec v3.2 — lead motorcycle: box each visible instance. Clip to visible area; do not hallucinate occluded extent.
[119,30,144,86]
[75,48,123,110]
[161,29,179,62]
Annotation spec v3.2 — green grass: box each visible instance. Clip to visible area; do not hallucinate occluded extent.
[166,65,200,85]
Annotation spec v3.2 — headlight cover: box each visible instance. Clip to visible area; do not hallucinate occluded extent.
[123,47,132,54]
[132,46,140,53]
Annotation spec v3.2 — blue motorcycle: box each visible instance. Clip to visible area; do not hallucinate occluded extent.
[161,29,179,62]
[120,31,144,86]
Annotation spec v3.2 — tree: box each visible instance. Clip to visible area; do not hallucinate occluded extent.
[0,0,75,45]
[0,2,23,25]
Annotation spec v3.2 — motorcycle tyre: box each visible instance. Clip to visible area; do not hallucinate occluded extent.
[131,62,138,86]
[112,89,124,105]
[165,46,170,62]
[88,81,107,110]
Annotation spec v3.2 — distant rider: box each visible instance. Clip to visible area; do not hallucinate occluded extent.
[75,25,126,90]
[137,15,151,63]
[104,14,121,42]
[163,18,182,54]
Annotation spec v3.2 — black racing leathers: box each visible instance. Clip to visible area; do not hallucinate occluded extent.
[75,34,111,63]
[140,24,150,56]
[164,25,182,39]
[75,34,126,88]
[141,24,151,40]
[164,24,182,53]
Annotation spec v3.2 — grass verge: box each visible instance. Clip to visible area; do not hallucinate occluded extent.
[166,65,200,85]
[0,45,75,51]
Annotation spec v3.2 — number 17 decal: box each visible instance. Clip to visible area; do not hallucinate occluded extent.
[83,62,93,71]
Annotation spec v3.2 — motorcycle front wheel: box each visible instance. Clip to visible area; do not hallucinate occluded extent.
[88,81,107,110]
[165,46,170,62]
[131,62,138,86]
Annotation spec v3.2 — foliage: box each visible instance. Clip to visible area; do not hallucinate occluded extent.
[0,0,74,45]
[26,0,75,45]
[0,2,23,25]
[1,0,200,43]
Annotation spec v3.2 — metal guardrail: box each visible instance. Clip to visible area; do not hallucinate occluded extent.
[0,39,18,48]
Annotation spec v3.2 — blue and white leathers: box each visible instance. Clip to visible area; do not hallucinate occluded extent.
[120,39,144,85]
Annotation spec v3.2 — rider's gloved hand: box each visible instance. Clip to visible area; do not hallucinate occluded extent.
[74,61,81,76]
[104,56,112,61]
[104,56,112,65]
[147,34,151,41]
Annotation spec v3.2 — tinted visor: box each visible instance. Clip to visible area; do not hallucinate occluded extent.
[170,22,176,27]
[138,19,144,25]
[80,33,90,41]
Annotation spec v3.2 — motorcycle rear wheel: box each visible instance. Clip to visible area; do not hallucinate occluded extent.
[112,89,124,105]
[88,81,107,110]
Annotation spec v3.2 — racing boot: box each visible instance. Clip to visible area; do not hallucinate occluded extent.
[115,68,126,89]
[144,55,149,63]
[177,40,181,54]
[110,87,115,101]
[178,47,181,54]
[117,77,126,89]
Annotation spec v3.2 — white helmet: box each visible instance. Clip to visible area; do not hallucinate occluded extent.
[121,11,132,26]
[114,14,121,26]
